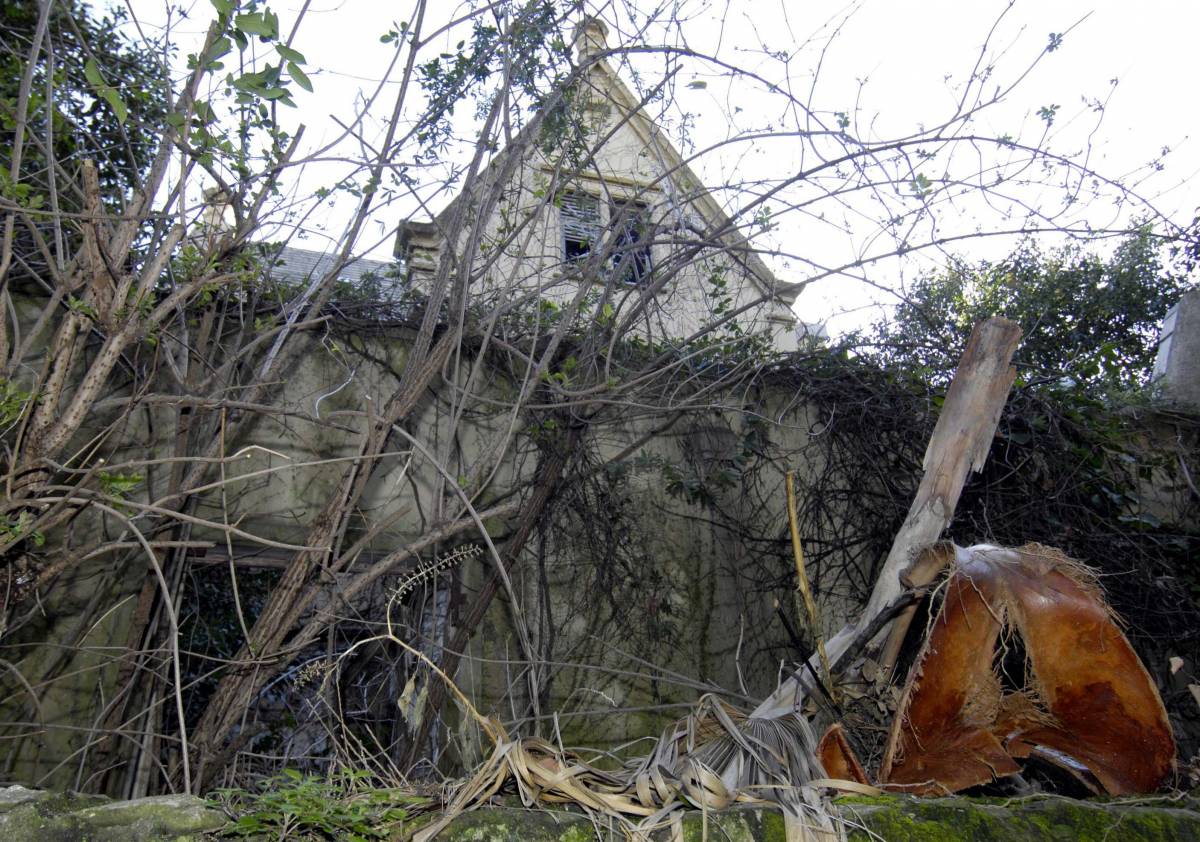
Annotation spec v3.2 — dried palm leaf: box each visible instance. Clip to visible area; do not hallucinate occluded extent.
[412,695,844,841]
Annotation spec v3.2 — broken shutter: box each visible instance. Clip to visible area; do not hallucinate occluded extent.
[560,192,600,261]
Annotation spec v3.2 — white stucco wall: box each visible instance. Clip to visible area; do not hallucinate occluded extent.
[402,54,801,354]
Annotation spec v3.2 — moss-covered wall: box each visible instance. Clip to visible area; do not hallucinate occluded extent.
[3,301,1195,792]
[0,785,224,841]
[434,796,1200,842]
[10,785,1198,842]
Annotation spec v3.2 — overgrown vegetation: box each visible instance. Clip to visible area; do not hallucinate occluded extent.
[789,352,1198,759]
[0,0,168,199]
[865,229,1191,393]
[0,0,1196,804]
[216,768,415,840]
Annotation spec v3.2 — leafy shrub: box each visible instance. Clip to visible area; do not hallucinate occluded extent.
[217,768,409,841]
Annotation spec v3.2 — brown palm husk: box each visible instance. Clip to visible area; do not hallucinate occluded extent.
[879,542,1175,795]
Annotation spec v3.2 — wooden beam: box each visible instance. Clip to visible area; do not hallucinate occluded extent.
[754,317,1022,718]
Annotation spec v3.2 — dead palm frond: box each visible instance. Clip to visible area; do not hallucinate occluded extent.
[412,694,843,841]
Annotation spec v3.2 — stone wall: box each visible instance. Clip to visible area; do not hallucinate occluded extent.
[0,321,858,789]
[7,784,1199,841]
[2,310,1196,792]
[0,786,223,841]
[1154,289,1200,409]
[436,798,1200,842]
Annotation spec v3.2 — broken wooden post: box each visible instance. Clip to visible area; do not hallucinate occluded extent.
[754,317,1022,718]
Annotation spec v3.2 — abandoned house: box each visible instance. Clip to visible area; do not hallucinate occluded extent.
[0,18,826,795]
[5,11,1193,810]
[396,18,807,352]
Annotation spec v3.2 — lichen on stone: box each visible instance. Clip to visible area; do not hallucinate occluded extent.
[0,785,225,842]
[429,794,1200,841]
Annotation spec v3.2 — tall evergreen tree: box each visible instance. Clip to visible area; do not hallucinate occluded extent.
[1,0,168,205]
[866,231,1191,393]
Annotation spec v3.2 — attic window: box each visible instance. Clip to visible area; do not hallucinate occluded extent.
[610,200,652,285]
[560,192,600,262]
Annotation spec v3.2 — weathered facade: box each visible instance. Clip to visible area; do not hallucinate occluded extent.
[1,17,1196,803]
[398,20,805,353]
[1154,288,1200,409]
[0,318,847,790]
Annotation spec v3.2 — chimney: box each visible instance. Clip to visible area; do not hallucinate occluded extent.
[573,17,609,62]
[1153,289,1200,409]
[200,186,233,234]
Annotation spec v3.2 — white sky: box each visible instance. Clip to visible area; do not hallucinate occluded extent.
[121,0,1199,334]
[641,1,1200,332]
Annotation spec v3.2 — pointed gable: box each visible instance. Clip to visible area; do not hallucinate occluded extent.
[397,17,801,351]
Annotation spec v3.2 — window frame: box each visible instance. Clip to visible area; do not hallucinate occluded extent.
[558,190,654,285]
[609,199,653,285]
[559,191,601,264]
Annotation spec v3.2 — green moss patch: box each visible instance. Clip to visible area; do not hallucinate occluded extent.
[837,794,1200,842]
[0,786,225,841]
[432,794,1200,841]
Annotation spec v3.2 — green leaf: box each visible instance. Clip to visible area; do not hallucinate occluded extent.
[67,296,99,320]
[205,36,232,63]
[102,88,128,124]
[194,100,216,124]
[210,0,234,14]
[287,61,312,92]
[909,172,933,197]
[235,12,275,38]
[98,471,144,496]
[230,72,262,93]
[276,44,305,63]
[83,58,104,88]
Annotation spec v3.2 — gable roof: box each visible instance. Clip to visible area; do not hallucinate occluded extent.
[396,18,799,309]
[269,245,395,287]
